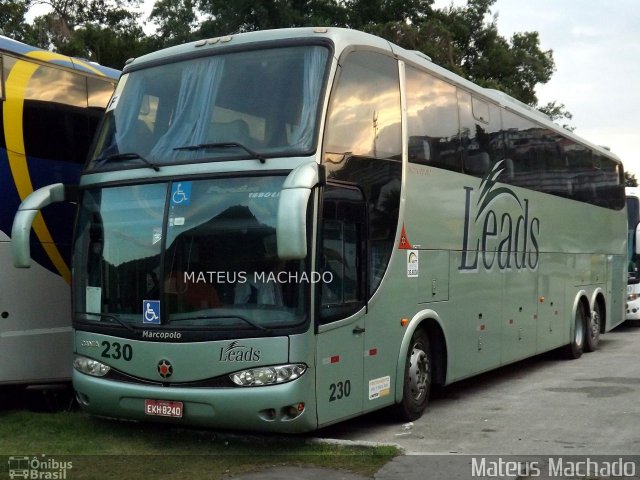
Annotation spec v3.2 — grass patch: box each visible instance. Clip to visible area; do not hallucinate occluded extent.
[0,410,399,479]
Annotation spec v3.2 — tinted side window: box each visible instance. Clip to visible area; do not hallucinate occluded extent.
[501,110,624,209]
[502,111,542,190]
[322,50,402,295]
[324,50,401,160]
[458,90,503,178]
[23,64,90,165]
[406,66,460,171]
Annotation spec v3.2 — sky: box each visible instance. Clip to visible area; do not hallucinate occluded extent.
[433,0,640,177]
[26,1,640,176]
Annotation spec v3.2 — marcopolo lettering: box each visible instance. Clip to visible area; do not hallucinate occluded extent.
[460,161,540,272]
[219,340,261,362]
[142,330,182,340]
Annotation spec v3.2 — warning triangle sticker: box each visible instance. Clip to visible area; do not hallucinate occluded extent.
[398,224,413,250]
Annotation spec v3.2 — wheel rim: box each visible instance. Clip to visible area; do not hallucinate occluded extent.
[575,310,584,347]
[408,344,429,402]
[590,310,601,343]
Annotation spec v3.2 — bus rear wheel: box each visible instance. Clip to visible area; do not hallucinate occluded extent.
[565,302,586,359]
[584,302,601,352]
[394,330,431,421]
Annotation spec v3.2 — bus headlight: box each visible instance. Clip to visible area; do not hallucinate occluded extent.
[229,364,307,387]
[73,355,110,377]
[628,293,639,302]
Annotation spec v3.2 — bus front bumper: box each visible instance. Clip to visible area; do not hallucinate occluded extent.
[627,296,640,320]
[73,369,317,433]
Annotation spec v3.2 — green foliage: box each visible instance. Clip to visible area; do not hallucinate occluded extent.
[626,171,638,187]
[0,410,398,479]
[0,0,30,41]
[149,0,200,46]
[539,101,575,131]
[4,0,146,69]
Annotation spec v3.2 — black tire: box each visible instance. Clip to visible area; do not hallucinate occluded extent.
[584,302,601,352]
[394,329,431,421]
[565,302,586,359]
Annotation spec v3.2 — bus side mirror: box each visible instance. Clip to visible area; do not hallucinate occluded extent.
[635,223,640,256]
[277,162,322,260]
[12,183,67,268]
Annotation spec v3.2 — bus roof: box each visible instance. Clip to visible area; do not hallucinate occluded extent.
[0,35,120,79]
[122,27,621,167]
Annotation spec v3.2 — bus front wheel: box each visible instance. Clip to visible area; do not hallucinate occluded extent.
[395,329,431,421]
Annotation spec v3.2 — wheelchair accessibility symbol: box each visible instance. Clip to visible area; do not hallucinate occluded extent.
[171,182,192,206]
[143,300,161,324]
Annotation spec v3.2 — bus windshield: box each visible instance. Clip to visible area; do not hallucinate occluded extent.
[87,45,329,170]
[72,176,308,332]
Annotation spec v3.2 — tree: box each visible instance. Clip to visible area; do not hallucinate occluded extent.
[149,0,200,46]
[196,0,345,37]
[626,172,638,188]
[0,0,31,42]
[18,0,148,69]
[539,101,574,131]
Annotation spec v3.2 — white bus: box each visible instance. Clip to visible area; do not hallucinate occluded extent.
[626,187,640,320]
[0,36,118,388]
[13,28,626,431]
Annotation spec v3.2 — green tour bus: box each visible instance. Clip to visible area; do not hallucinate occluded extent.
[13,27,626,432]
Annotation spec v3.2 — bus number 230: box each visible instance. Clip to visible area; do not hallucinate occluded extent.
[329,380,351,402]
[101,341,133,361]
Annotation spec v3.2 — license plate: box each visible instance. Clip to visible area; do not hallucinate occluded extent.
[144,399,183,418]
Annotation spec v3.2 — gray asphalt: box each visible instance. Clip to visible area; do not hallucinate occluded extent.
[229,322,640,479]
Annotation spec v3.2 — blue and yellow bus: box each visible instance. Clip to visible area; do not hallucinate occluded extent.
[1,36,118,386]
[13,28,626,430]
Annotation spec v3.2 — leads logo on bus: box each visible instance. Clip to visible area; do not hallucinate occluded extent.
[460,160,540,272]
[219,341,261,362]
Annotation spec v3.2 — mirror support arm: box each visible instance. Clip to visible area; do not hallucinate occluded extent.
[12,183,67,268]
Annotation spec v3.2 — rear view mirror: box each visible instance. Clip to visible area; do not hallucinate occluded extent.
[277,162,322,259]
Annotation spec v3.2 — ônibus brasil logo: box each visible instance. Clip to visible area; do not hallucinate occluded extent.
[459,160,540,272]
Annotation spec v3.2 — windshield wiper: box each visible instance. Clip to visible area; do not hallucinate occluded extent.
[97,152,160,171]
[169,314,272,333]
[76,311,138,334]
[174,142,266,164]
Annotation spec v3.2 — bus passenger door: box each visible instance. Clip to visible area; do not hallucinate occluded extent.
[315,184,367,426]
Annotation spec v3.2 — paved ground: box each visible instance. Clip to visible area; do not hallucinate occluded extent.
[230,322,640,479]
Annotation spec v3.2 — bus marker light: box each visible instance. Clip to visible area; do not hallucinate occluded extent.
[368,348,378,356]
[401,318,408,327]
[285,403,305,419]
